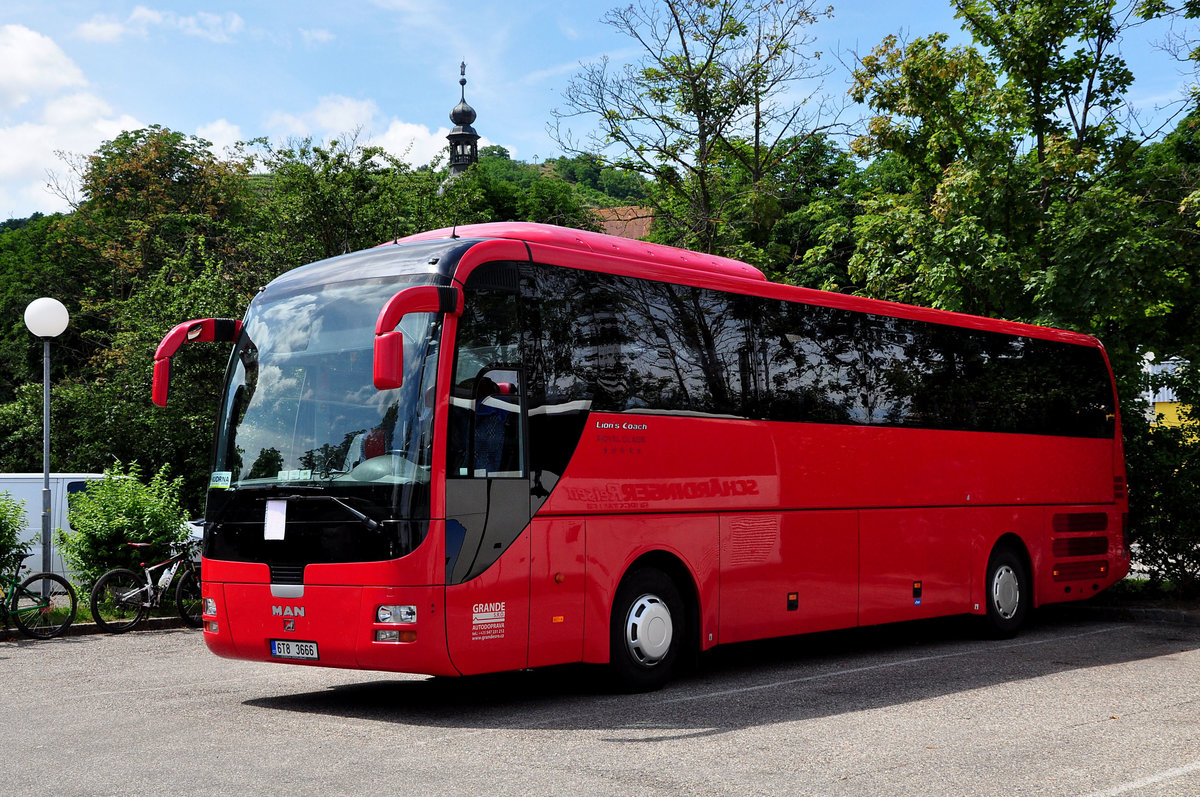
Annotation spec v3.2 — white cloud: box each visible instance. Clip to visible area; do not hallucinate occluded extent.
[378,120,450,165]
[0,94,142,217]
[196,119,243,154]
[75,6,161,42]
[74,19,127,43]
[264,95,478,167]
[300,28,335,46]
[266,95,381,138]
[74,7,243,44]
[0,27,146,218]
[129,6,166,29]
[312,96,379,132]
[0,25,87,111]
[177,11,244,43]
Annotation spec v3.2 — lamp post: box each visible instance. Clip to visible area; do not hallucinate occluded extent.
[23,298,69,576]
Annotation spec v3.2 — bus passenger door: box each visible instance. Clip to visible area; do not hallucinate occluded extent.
[443,273,534,675]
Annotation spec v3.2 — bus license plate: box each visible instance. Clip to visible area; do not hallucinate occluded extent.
[271,640,319,660]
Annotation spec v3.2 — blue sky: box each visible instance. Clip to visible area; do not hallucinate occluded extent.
[0,1,1194,220]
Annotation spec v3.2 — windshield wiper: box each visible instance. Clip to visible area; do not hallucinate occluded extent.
[232,483,324,494]
[280,494,383,531]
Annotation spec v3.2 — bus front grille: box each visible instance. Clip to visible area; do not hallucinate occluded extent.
[270,564,305,585]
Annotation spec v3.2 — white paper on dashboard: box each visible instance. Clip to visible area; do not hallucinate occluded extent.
[264,499,287,540]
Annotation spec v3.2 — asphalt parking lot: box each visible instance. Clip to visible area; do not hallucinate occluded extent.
[2,609,1198,796]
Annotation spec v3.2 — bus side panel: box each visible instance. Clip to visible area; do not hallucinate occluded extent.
[444,530,531,675]
[858,507,975,626]
[581,514,720,664]
[546,417,1114,516]
[1032,504,1131,609]
[528,517,586,669]
[718,511,858,644]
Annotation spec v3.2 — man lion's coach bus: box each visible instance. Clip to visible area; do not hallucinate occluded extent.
[152,222,1129,690]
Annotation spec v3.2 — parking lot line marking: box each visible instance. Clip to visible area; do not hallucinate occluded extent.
[659,627,1117,704]
[1083,759,1200,796]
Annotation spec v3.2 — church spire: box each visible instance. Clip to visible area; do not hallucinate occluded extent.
[446,61,479,177]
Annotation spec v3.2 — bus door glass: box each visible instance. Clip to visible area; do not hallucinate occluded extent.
[444,264,532,673]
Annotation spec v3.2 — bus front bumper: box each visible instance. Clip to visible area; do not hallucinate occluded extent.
[201,581,459,677]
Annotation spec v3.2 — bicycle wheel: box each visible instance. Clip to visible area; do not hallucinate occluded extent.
[175,565,202,628]
[12,573,78,639]
[90,568,148,633]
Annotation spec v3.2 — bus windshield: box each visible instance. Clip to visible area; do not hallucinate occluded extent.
[213,278,441,491]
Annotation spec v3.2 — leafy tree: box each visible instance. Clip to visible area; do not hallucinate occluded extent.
[456,149,601,229]
[554,154,649,203]
[0,128,260,510]
[251,135,415,270]
[0,214,76,401]
[847,2,1191,363]
[553,0,838,254]
[55,125,254,305]
[849,0,1200,585]
[1125,406,1200,594]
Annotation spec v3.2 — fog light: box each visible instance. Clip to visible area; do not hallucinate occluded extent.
[377,604,417,624]
[204,620,219,633]
[204,598,217,616]
[376,629,400,642]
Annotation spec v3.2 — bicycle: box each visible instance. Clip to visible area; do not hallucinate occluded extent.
[0,569,78,639]
[89,538,202,633]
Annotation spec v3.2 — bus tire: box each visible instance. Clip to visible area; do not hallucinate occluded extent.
[983,546,1029,639]
[609,568,685,692]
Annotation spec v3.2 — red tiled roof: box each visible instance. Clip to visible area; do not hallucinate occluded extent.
[594,206,653,240]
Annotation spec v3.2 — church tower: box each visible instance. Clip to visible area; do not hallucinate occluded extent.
[446,62,479,177]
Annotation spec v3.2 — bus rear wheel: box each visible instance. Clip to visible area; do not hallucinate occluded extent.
[984,547,1029,638]
[609,568,685,692]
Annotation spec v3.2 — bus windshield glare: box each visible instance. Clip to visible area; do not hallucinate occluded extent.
[213,279,440,491]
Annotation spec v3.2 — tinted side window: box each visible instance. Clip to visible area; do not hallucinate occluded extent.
[520,265,595,483]
[519,263,1113,438]
[615,279,744,417]
[849,314,1115,437]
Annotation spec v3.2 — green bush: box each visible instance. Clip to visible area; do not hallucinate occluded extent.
[1125,410,1200,597]
[56,462,188,588]
[0,491,31,578]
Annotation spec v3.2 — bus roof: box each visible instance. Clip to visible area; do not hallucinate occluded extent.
[383,222,1100,349]
[388,222,768,283]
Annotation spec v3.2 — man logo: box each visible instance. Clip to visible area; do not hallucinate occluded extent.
[283,618,295,632]
[271,605,305,617]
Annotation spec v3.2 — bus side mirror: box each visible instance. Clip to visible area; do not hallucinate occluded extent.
[152,318,243,407]
[374,285,463,390]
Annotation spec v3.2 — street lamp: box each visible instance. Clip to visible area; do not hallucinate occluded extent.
[24,297,69,577]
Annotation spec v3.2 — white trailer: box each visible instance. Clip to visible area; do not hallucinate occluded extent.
[0,473,102,578]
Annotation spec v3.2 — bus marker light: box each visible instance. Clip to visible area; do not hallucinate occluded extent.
[552,615,564,624]
[205,621,219,633]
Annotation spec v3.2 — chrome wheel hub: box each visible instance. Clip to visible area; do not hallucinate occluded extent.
[992,564,1020,620]
[624,593,673,666]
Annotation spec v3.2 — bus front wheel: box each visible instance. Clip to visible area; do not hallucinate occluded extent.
[609,568,684,692]
[984,547,1030,638]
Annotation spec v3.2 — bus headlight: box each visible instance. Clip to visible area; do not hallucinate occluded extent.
[204,597,217,616]
[377,604,417,624]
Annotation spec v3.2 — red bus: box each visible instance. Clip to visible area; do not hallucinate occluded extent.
[153,222,1130,690]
